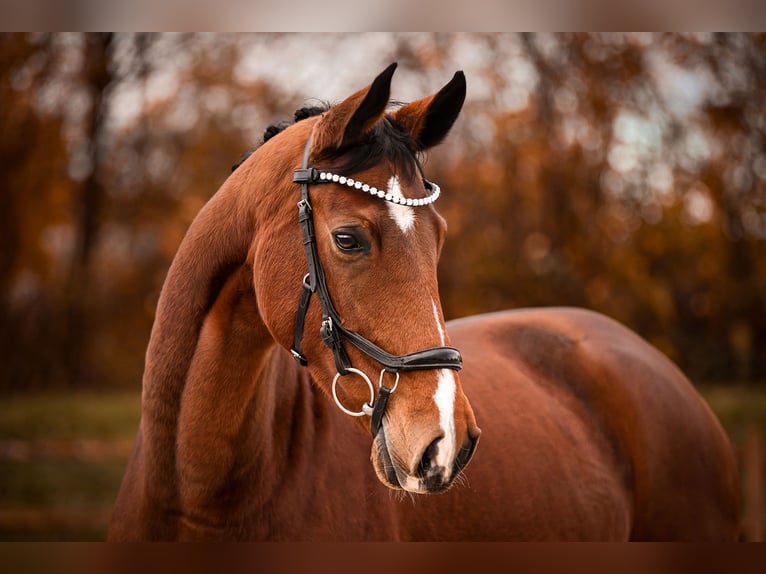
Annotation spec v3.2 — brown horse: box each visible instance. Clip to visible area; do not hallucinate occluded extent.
[108,64,739,541]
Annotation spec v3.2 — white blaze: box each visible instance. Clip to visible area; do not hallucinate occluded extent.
[432,300,456,469]
[386,176,415,233]
[433,370,457,469]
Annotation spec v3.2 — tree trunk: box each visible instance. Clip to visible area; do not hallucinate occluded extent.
[60,33,113,388]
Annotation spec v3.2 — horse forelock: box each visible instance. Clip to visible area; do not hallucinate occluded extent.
[232,102,423,183]
[319,114,422,182]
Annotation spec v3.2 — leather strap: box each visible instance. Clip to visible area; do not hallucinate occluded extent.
[289,128,463,436]
[290,278,312,366]
[370,385,392,438]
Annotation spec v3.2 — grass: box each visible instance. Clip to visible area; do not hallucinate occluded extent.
[0,385,763,541]
[0,459,127,541]
[0,391,141,440]
[698,384,766,442]
[0,459,128,509]
[0,390,141,541]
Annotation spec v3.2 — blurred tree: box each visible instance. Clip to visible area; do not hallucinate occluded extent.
[436,32,765,382]
[59,32,113,387]
[0,33,284,389]
[0,33,74,389]
[0,33,763,390]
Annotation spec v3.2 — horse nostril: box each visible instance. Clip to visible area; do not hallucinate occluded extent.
[455,432,479,472]
[417,436,442,478]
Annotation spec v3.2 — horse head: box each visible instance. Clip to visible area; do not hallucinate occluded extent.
[245,63,480,494]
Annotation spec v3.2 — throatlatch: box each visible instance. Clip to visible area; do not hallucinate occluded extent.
[290,129,462,437]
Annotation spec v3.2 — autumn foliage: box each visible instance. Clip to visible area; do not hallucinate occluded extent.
[1,33,764,391]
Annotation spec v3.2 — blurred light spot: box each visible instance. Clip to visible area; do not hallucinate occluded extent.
[145,69,179,104]
[648,163,673,195]
[40,224,75,263]
[646,48,711,119]
[684,130,711,164]
[108,82,144,131]
[554,86,577,115]
[608,143,638,173]
[682,185,714,224]
[523,232,551,262]
[600,168,625,196]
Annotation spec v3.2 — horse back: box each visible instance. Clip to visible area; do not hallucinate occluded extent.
[444,307,739,540]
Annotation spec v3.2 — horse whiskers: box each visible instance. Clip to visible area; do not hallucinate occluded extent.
[452,471,470,489]
[388,488,417,505]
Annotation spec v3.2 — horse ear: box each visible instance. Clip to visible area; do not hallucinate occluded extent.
[393,71,466,151]
[312,62,397,154]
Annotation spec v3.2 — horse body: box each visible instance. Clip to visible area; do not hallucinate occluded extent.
[111,299,738,540]
[409,308,739,540]
[108,64,739,541]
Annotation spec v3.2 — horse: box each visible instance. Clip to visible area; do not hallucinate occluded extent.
[108,63,740,541]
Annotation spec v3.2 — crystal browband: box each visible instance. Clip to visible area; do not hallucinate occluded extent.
[316,171,441,207]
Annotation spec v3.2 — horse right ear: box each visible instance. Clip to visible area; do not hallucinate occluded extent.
[392,71,466,151]
[311,63,397,156]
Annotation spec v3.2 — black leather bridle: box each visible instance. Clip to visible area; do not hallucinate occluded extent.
[290,129,463,437]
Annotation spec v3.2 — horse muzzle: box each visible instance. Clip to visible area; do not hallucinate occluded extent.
[371,424,480,494]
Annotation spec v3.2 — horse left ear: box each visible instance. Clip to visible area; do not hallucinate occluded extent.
[392,71,466,151]
[312,63,397,155]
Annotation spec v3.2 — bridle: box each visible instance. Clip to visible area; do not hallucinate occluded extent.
[290,129,463,437]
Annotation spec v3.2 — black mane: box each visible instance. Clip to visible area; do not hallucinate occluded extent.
[230,105,328,173]
[231,102,421,180]
[263,104,330,144]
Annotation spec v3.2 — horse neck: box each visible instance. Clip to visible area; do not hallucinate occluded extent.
[175,263,311,512]
[137,168,310,536]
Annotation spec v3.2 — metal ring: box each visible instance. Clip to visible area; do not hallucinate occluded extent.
[332,368,375,417]
[378,369,400,393]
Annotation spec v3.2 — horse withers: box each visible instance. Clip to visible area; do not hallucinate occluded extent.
[108,63,739,541]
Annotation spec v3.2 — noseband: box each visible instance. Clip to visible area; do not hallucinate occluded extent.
[290,130,463,437]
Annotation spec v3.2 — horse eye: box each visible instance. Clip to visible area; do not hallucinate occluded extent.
[333,232,363,252]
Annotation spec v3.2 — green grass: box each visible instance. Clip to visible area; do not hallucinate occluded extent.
[0,391,141,541]
[0,459,127,509]
[0,391,141,440]
[0,457,127,541]
[0,386,763,541]
[698,384,766,442]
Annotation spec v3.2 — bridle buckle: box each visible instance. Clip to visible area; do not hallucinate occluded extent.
[320,316,334,341]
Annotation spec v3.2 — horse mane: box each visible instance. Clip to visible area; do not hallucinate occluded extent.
[232,100,421,181]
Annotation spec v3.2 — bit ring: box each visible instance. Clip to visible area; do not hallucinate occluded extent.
[332,368,375,417]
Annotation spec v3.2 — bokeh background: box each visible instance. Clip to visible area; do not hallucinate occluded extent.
[0,32,764,540]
